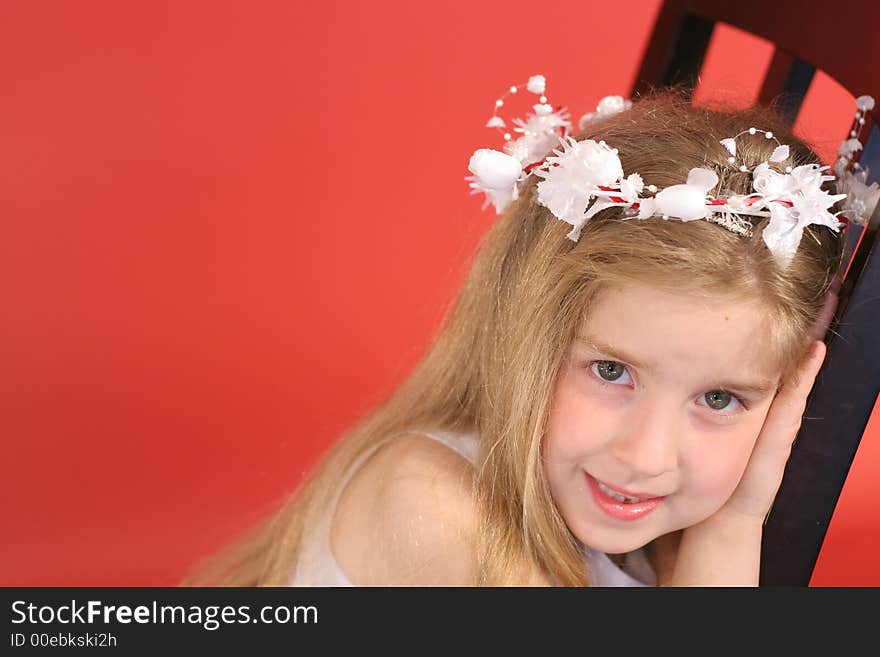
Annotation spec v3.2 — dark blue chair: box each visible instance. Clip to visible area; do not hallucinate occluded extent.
[631,0,880,585]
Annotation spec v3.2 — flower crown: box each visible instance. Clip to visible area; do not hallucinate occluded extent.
[466,74,878,267]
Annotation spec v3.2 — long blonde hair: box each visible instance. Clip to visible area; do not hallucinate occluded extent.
[182,90,844,587]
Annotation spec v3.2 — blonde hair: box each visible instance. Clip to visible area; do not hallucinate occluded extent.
[182,90,844,587]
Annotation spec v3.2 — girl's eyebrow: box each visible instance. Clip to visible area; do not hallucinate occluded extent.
[576,334,650,370]
[574,334,777,396]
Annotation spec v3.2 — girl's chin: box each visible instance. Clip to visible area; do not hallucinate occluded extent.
[575,528,658,554]
[573,528,657,556]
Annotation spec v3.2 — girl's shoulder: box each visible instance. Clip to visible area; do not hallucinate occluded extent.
[329,432,478,586]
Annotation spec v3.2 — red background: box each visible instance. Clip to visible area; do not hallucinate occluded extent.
[1,0,876,586]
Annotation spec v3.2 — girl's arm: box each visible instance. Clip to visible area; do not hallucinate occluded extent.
[665,341,827,586]
[665,514,763,586]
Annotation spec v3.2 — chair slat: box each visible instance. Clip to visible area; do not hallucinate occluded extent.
[762,203,880,585]
[759,56,815,125]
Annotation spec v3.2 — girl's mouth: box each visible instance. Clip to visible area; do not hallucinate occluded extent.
[586,473,666,521]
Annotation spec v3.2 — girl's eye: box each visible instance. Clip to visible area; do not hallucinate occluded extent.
[590,360,632,385]
[698,390,745,414]
[589,360,748,415]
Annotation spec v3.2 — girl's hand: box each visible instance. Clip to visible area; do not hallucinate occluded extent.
[712,339,827,524]
[664,340,827,585]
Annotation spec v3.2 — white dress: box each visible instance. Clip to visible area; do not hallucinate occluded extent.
[289,430,656,587]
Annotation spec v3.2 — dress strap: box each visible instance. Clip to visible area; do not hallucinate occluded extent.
[412,429,480,466]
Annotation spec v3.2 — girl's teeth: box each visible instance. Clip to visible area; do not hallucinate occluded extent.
[597,480,645,504]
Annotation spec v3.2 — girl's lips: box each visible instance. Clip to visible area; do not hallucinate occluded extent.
[585,473,665,521]
[593,477,659,500]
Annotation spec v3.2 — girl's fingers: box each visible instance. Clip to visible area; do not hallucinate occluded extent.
[769,340,826,442]
[808,285,839,342]
[735,341,827,506]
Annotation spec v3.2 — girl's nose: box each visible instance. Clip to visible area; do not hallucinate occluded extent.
[609,398,680,479]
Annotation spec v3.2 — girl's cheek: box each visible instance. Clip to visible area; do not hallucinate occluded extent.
[547,378,622,457]
[684,439,755,496]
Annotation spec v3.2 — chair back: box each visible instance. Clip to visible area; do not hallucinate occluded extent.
[632,0,880,585]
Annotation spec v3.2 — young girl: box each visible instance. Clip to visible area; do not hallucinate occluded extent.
[183,82,874,587]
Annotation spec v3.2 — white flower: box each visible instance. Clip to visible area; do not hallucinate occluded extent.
[505,106,571,165]
[504,132,564,167]
[856,95,875,112]
[527,75,546,95]
[511,106,571,139]
[466,149,522,214]
[503,137,538,164]
[578,95,632,130]
[596,95,631,116]
[753,163,794,198]
[468,148,523,189]
[538,138,623,186]
[759,163,846,267]
[789,185,845,229]
[838,169,880,225]
[467,177,519,214]
[838,138,863,158]
[534,137,624,235]
[762,204,804,268]
[619,173,644,203]
[789,163,837,193]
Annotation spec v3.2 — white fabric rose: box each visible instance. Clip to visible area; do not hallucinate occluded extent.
[468,149,523,189]
[552,138,624,186]
[534,138,625,239]
[466,148,523,214]
[753,163,793,198]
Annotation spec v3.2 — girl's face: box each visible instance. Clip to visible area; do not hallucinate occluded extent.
[544,282,782,555]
